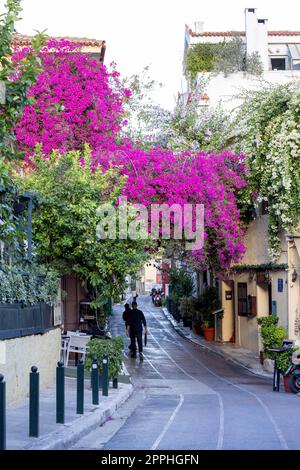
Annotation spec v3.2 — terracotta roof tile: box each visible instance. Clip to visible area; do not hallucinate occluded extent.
[189,28,300,38]
[12,33,105,47]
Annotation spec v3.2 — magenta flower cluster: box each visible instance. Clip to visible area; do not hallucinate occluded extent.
[14,39,129,155]
[14,39,246,271]
[94,145,247,270]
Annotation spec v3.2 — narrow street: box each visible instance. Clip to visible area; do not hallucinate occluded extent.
[73,296,300,451]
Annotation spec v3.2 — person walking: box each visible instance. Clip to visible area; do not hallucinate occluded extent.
[123,303,133,352]
[126,301,147,360]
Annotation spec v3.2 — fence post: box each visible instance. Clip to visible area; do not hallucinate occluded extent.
[0,374,6,450]
[91,357,99,405]
[29,366,39,437]
[77,358,84,414]
[102,354,109,397]
[56,361,65,424]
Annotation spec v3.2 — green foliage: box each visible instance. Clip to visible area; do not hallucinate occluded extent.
[276,349,295,373]
[235,82,300,259]
[232,263,288,273]
[185,37,263,82]
[17,146,150,307]
[85,337,124,379]
[169,268,194,302]
[186,43,219,80]
[0,157,18,246]
[257,316,286,359]
[0,264,59,305]
[179,296,195,319]
[0,0,48,160]
[193,286,221,327]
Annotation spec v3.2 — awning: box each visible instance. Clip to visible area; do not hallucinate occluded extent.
[288,44,300,60]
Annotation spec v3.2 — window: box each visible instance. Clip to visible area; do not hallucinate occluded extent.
[237,282,248,316]
[293,60,300,70]
[271,58,286,70]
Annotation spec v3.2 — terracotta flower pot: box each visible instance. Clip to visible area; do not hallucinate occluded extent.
[203,327,214,342]
[283,374,292,393]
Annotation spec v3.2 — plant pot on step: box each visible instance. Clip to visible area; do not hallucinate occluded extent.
[259,350,264,365]
[192,324,202,335]
[182,318,192,328]
[203,327,215,342]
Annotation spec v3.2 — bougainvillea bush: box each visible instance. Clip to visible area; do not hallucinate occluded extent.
[13,38,247,273]
[14,38,131,156]
[94,144,247,271]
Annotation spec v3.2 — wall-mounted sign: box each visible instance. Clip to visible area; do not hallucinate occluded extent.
[278,278,283,293]
[225,290,232,300]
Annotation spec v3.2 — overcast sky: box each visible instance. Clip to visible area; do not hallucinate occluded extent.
[1,0,300,108]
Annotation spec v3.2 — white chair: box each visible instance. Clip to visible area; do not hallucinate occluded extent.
[65,334,91,366]
[61,335,70,364]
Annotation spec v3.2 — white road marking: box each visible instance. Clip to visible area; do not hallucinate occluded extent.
[148,304,289,451]
[147,321,224,450]
[151,394,184,450]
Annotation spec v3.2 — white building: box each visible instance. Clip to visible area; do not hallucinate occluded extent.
[183,8,300,112]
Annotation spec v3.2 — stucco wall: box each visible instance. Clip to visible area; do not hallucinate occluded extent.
[196,70,300,112]
[0,328,60,404]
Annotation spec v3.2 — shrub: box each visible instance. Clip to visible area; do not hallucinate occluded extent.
[85,336,124,379]
[276,349,295,374]
[257,316,286,359]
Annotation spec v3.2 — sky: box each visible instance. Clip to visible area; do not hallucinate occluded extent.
[1,0,300,109]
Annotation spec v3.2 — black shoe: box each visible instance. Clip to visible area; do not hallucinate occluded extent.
[131,353,136,358]
[139,353,144,361]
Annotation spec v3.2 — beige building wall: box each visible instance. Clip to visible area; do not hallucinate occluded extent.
[0,328,61,404]
[287,239,300,340]
[222,215,289,354]
[144,261,159,292]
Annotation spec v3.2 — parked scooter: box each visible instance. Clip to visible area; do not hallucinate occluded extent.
[287,347,300,393]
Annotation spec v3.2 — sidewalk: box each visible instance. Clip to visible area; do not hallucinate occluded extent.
[162,307,273,379]
[5,372,132,450]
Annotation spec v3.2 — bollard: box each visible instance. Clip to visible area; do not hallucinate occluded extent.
[77,358,84,414]
[112,378,118,389]
[29,366,39,437]
[56,361,65,424]
[0,374,6,450]
[91,357,99,405]
[102,354,109,397]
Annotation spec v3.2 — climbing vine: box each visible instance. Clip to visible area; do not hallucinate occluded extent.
[235,82,300,259]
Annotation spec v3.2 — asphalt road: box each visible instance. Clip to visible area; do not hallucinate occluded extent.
[74,296,300,450]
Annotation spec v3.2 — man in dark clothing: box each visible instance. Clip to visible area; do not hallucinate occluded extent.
[123,303,133,351]
[126,301,147,360]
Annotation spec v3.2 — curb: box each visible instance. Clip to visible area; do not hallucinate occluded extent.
[161,307,272,379]
[24,383,133,450]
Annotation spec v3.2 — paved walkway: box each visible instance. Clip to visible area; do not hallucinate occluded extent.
[76,296,300,451]
[161,307,273,378]
[4,369,132,450]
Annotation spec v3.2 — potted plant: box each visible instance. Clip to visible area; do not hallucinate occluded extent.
[192,312,203,335]
[179,296,193,328]
[276,348,297,393]
[202,319,215,341]
[257,316,286,367]
[85,336,124,384]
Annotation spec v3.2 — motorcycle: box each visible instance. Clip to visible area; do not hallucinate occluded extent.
[153,292,162,307]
